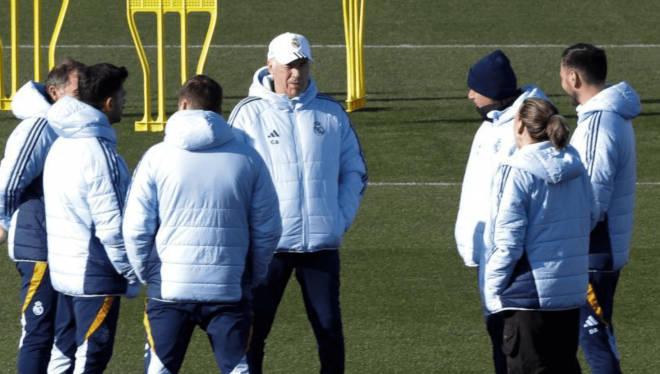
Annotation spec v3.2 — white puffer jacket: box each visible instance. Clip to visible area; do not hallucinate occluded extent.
[455,85,549,266]
[229,67,368,252]
[44,96,138,297]
[570,82,640,271]
[0,81,56,261]
[123,110,282,303]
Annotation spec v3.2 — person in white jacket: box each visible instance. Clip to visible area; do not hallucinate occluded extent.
[454,50,549,374]
[483,98,595,373]
[123,75,282,374]
[560,43,640,374]
[43,63,139,374]
[0,59,84,374]
[229,32,368,374]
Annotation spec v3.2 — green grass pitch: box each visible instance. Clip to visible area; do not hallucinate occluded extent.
[1,0,659,372]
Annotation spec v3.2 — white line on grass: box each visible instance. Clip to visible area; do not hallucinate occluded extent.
[368,182,660,186]
[5,44,660,50]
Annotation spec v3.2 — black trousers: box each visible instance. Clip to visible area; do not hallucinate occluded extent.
[502,308,581,374]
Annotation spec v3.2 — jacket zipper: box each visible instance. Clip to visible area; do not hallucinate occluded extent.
[290,104,308,250]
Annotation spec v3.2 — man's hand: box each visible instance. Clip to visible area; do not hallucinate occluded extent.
[124,281,142,299]
[0,227,7,246]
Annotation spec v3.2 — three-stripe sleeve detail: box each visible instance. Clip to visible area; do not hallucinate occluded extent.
[5,118,49,217]
[585,112,602,177]
[228,97,261,125]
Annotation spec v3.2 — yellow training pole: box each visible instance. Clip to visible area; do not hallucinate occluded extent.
[343,0,366,112]
[0,35,5,109]
[180,2,188,86]
[155,7,166,128]
[49,0,71,70]
[0,0,19,110]
[127,0,218,132]
[34,0,41,82]
[1,0,69,111]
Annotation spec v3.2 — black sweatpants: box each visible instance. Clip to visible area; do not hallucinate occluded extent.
[502,308,581,374]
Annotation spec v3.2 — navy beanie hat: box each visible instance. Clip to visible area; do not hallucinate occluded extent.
[467,50,518,100]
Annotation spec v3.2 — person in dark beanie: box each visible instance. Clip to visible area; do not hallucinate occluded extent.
[454,50,550,374]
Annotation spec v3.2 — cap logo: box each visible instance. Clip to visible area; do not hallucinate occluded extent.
[291,38,301,49]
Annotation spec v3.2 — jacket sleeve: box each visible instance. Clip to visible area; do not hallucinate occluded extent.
[337,112,368,231]
[574,118,618,222]
[123,156,159,284]
[86,141,138,285]
[484,167,529,307]
[228,101,252,145]
[0,118,55,230]
[246,157,282,287]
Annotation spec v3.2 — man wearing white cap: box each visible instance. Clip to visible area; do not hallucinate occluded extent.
[229,32,368,374]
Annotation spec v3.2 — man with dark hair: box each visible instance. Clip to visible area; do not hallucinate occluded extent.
[560,43,640,374]
[123,75,281,374]
[454,50,550,374]
[178,74,223,113]
[43,63,138,373]
[0,58,84,374]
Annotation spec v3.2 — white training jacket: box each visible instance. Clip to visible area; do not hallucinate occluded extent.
[0,82,57,262]
[0,81,54,232]
[123,110,282,303]
[481,142,596,314]
[44,96,139,297]
[570,82,640,272]
[229,67,368,253]
[455,85,549,267]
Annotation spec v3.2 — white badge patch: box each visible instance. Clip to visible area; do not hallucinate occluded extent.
[32,301,44,316]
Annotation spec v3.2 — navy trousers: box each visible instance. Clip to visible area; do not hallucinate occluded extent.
[248,250,344,374]
[48,294,121,374]
[16,261,58,374]
[580,271,622,374]
[144,298,252,374]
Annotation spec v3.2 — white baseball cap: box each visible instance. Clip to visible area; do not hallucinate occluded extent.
[267,32,314,65]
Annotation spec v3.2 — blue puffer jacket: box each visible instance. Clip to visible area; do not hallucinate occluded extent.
[229,67,368,252]
[570,82,640,271]
[123,110,282,303]
[481,142,596,314]
[44,96,138,297]
[0,81,57,262]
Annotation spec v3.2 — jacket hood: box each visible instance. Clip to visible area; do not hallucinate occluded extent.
[577,82,641,122]
[164,110,234,151]
[490,85,550,126]
[504,142,584,184]
[248,66,319,110]
[11,81,51,120]
[47,96,116,143]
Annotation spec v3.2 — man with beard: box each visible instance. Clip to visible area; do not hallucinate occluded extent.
[560,43,640,374]
[454,50,549,374]
[43,63,139,373]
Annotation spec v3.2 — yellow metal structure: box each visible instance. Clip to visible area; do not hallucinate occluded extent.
[0,0,70,111]
[342,0,366,112]
[127,0,218,132]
